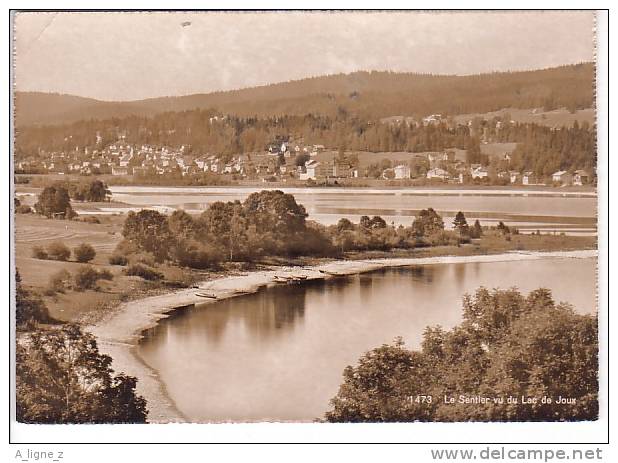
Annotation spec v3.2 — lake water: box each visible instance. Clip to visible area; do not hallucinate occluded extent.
[104,186,597,235]
[137,257,597,422]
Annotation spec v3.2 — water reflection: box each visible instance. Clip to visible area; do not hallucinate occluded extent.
[137,258,596,422]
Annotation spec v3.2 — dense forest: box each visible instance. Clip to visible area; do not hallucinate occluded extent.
[15,63,594,126]
[15,111,478,156]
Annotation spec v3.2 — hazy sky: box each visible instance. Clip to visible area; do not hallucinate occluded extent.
[13,11,595,101]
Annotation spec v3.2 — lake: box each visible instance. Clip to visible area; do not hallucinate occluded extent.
[137,257,597,422]
[101,186,597,235]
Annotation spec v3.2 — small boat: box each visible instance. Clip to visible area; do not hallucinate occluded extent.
[195,292,218,299]
[319,269,344,276]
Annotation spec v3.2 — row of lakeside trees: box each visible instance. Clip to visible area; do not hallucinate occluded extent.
[115,191,486,269]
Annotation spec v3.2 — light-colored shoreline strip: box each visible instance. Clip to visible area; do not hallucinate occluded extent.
[86,249,597,423]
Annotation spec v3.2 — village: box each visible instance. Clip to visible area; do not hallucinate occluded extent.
[15,132,591,187]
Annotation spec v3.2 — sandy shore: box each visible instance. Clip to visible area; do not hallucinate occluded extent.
[86,248,597,423]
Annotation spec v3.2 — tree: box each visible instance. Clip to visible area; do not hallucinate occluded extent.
[74,243,96,263]
[294,153,310,167]
[85,179,111,202]
[16,279,51,328]
[496,221,511,235]
[470,220,483,238]
[122,210,172,262]
[369,216,387,229]
[34,186,75,219]
[168,209,196,242]
[325,287,597,422]
[243,190,308,236]
[412,208,445,237]
[336,218,355,233]
[452,211,469,236]
[359,215,372,229]
[16,324,147,423]
[325,337,432,422]
[198,201,247,261]
[465,137,482,165]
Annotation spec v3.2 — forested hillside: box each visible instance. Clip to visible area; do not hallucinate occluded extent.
[15,63,594,127]
[15,111,477,156]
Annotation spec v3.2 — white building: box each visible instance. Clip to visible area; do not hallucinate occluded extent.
[471,166,489,179]
[426,167,449,181]
[394,164,411,179]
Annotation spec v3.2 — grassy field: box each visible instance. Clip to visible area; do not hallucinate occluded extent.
[452,107,595,128]
[14,214,202,324]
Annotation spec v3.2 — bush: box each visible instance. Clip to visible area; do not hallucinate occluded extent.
[128,252,157,267]
[114,239,140,256]
[80,216,101,224]
[73,266,100,291]
[427,230,460,247]
[16,205,32,214]
[97,269,114,281]
[74,243,96,263]
[124,264,163,281]
[173,240,223,269]
[108,254,128,266]
[47,269,72,294]
[46,241,71,261]
[160,267,194,288]
[31,246,48,260]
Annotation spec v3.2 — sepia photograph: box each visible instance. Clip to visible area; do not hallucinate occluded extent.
[9,8,606,445]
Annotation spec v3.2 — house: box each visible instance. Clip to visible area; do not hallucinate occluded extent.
[522,171,540,185]
[422,114,443,125]
[132,166,149,177]
[427,152,441,166]
[394,164,411,179]
[111,166,131,176]
[552,171,573,186]
[573,170,590,186]
[471,166,489,179]
[301,160,327,180]
[119,153,133,167]
[442,151,455,162]
[426,167,449,181]
[194,157,208,170]
[209,159,225,173]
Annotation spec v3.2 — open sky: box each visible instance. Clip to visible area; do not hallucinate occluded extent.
[13,11,595,101]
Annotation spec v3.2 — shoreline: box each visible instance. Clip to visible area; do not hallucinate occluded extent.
[86,249,598,423]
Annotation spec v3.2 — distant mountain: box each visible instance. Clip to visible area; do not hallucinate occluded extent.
[15,63,594,127]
